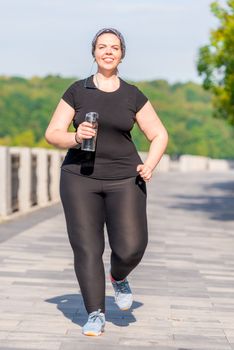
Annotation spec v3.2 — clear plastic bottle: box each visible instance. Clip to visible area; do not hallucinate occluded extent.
[81,112,99,152]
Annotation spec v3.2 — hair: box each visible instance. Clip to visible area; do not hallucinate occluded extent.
[92,28,126,59]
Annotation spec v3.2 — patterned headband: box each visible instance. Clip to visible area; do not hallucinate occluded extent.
[91,28,126,59]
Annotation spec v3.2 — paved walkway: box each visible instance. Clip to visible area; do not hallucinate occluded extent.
[0,171,234,350]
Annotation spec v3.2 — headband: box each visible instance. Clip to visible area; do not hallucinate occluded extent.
[91,28,126,59]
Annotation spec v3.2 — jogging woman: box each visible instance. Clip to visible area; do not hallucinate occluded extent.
[45,27,168,336]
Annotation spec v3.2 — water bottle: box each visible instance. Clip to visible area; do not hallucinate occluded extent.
[81,112,99,152]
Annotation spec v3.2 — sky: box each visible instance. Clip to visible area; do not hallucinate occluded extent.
[0,0,226,84]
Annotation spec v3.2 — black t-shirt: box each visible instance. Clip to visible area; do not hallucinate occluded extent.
[61,74,148,179]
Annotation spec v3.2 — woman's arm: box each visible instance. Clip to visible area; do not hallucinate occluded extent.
[45,99,96,149]
[135,101,169,181]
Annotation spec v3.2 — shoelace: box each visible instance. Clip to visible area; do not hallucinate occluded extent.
[114,280,131,294]
[88,309,104,323]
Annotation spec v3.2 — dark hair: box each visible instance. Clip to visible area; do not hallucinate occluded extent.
[92,28,126,59]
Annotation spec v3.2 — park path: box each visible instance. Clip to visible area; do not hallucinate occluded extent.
[0,171,234,350]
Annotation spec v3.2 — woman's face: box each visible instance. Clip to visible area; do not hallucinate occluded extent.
[94,33,122,71]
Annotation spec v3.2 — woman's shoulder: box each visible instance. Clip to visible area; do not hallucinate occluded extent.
[120,77,149,109]
[120,77,142,92]
[65,78,86,90]
[61,78,88,105]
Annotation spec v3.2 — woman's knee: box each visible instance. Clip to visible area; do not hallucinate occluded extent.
[68,230,105,261]
[115,240,148,266]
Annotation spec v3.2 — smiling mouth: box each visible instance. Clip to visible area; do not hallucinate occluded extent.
[103,58,114,63]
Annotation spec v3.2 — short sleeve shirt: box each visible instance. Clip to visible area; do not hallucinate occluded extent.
[61,74,148,179]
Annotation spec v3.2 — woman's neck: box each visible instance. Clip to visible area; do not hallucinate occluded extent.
[96,69,118,80]
[94,70,120,91]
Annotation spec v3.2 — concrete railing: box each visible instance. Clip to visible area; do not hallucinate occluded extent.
[0,147,233,221]
[0,146,65,220]
[139,153,234,172]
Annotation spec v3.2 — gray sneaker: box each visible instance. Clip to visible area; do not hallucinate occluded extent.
[110,273,133,310]
[82,309,105,336]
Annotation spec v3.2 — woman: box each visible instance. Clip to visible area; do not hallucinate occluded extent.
[45,27,168,336]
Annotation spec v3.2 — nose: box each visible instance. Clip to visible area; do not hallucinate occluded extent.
[105,46,113,54]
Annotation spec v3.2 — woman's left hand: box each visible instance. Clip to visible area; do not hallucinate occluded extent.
[136,164,153,182]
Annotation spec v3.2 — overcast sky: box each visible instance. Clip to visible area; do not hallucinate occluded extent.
[0,0,225,83]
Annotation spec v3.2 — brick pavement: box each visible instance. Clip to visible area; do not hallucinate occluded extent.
[0,171,234,350]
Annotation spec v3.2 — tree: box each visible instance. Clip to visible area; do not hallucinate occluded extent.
[197,0,234,125]
[11,130,35,147]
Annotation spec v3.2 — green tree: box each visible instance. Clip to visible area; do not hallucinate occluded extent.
[1,75,234,158]
[197,0,234,125]
[11,130,35,147]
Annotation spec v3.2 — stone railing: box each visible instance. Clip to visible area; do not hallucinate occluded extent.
[0,146,65,220]
[139,153,234,172]
[0,147,233,221]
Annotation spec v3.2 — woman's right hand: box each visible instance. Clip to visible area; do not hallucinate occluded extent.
[76,121,96,143]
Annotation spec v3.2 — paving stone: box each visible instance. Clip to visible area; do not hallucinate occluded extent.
[0,340,61,349]
[0,171,234,349]
[0,204,62,243]
[0,348,43,350]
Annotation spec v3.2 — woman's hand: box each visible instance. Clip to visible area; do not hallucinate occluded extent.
[76,121,96,143]
[136,164,153,182]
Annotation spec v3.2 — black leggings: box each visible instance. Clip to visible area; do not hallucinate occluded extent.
[59,170,148,314]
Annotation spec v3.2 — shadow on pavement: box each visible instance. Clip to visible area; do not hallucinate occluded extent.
[170,179,234,221]
[45,293,143,327]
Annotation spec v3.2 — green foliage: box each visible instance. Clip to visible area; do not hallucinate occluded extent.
[0,75,234,158]
[0,75,76,148]
[133,79,234,158]
[197,0,234,124]
[11,130,35,147]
